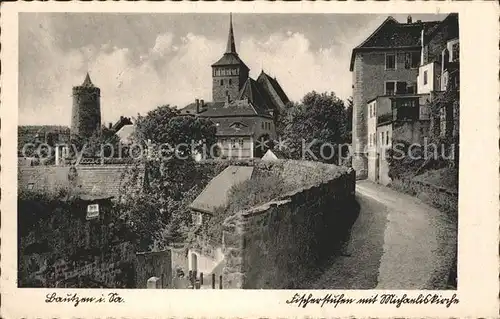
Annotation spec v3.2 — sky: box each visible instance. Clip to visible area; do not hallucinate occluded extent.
[18,13,445,126]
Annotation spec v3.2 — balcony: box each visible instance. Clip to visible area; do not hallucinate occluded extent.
[377,113,393,125]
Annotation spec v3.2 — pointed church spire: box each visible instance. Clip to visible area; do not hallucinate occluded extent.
[225,13,237,54]
[82,72,94,87]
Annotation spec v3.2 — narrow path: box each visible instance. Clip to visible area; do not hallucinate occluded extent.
[309,193,388,289]
[357,181,457,289]
[309,181,456,289]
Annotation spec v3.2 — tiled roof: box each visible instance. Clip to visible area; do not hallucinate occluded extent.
[189,165,254,214]
[212,117,258,137]
[199,99,271,118]
[18,165,143,201]
[211,53,249,70]
[237,78,273,115]
[18,125,71,152]
[112,116,133,132]
[257,71,290,108]
[350,16,441,71]
[179,102,225,116]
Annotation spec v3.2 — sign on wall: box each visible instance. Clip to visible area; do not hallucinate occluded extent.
[86,204,100,220]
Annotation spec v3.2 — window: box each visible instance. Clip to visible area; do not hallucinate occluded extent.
[407,82,417,94]
[385,53,396,70]
[386,132,389,145]
[385,82,395,95]
[27,183,34,190]
[220,79,224,85]
[262,122,265,129]
[239,139,244,147]
[381,132,385,145]
[396,81,407,94]
[229,79,232,85]
[405,52,419,69]
[451,42,459,62]
[423,71,428,85]
[231,139,236,148]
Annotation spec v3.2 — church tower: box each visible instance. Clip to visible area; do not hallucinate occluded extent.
[71,73,101,139]
[211,13,249,103]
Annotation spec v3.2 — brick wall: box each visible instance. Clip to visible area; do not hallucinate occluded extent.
[221,168,356,289]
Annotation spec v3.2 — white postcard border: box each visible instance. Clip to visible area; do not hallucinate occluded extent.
[1,1,499,318]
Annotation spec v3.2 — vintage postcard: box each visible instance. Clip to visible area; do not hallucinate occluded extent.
[1,1,498,318]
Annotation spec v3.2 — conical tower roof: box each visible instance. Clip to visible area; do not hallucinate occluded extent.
[81,72,94,87]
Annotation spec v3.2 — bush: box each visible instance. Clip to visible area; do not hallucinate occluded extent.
[202,172,296,245]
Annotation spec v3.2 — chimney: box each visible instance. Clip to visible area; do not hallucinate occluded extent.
[108,122,112,129]
[201,99,205,109]
[407,15,412,24]
[196,99,200,113]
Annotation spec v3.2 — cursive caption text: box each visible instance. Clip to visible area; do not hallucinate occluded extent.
[45,292,124,307]
[286,293,459,309]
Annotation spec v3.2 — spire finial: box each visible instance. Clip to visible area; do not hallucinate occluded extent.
[225,13,237,54]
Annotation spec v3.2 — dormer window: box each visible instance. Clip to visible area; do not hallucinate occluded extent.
[230,121,247,131]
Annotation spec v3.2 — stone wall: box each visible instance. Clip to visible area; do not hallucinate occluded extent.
[222,168,356,289]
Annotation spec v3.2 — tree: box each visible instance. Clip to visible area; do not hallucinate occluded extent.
[134,105,217,159]
[69,126,121,159]
[345,96,353,143]
[277,91,349,164]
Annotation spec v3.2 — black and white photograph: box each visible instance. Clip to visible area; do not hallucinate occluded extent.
[1,1,498,318]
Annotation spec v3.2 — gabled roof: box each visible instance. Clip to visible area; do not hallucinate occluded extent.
[18,165,144,201]
[189,165,254,214]
[212,117,258,137]
[112,116,133,132]
[423,13,459,42]
[237,78,273,115]
[349,16,441,71]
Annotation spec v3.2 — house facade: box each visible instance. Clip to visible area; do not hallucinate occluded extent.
[353,14,459,185]
[180,14,290,160]
[350,15,440,179]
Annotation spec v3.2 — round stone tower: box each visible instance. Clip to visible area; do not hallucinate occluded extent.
[71,73,101,139]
